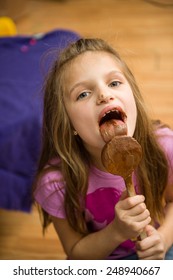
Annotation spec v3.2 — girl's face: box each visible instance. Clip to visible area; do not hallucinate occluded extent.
[63,51,137,164]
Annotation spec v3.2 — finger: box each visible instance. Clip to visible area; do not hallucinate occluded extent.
[137,242,164,260]
[131,210,150,224]
[128,202,147,216]
[137,249,164,260]
[118,195,145,210]
[136,225,161,251]
[136,216,151,232]
[145,224,156,237]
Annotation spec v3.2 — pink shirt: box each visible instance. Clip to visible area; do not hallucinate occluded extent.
[34,127,173,259]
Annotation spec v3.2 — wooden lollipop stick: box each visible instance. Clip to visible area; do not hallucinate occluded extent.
[124,174,136,197]
[100,119,148,240]
[125,174,147,240]
[101,136,147,240]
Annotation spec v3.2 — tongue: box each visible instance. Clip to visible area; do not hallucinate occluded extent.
[100,119,127,143]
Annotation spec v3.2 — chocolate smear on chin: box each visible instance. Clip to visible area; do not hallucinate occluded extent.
[99,119,127,143]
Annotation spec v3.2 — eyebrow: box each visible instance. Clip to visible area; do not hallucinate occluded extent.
[69,81,87,95]
[109,70,124,77]
[69,70,124,95]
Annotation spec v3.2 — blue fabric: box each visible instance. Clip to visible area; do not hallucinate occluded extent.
[119,245,173,260]
[0,29,80,212]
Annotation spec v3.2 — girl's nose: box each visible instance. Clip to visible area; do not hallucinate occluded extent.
[96,92,114,105]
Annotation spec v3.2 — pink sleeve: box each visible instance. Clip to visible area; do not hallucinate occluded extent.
[34,170,66,219]
[156,127,173,185]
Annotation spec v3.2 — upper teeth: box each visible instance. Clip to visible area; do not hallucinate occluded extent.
[102,109,120,118]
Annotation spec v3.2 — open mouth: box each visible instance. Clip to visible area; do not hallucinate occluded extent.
[99,108,126,127]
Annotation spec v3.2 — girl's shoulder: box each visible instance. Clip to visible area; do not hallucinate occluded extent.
[36,157,64,189]
[155,125,173,137]
[155,126,173,154]
[33,158,66,218]
[155,126,173,185]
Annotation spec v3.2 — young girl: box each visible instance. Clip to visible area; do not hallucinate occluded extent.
[33,38,173,260]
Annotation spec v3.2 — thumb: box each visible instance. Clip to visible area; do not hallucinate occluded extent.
[145,224,156,237]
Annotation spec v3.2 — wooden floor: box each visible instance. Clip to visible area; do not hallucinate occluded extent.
[0,206,66,259]
[0,0,173,260]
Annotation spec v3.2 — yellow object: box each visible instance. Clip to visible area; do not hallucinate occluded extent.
[0,17,17,36]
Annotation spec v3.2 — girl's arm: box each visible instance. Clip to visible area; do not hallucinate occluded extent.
[51,193,150,259]
[51,216,123,259]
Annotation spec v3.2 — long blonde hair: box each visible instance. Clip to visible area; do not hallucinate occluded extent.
[33,38,168,234]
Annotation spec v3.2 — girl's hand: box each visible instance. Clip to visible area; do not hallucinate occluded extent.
[114,190,151,241]
[136,225,166,260]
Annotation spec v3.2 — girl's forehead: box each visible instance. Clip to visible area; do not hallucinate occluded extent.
[62,51,127,97]
[71,50,120,66]
[63,50,123,80]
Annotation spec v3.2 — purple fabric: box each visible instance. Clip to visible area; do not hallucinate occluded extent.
[0,29,80,211]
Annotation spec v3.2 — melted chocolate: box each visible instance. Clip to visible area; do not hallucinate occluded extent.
[100,120,127,143]
[101,136,142,179]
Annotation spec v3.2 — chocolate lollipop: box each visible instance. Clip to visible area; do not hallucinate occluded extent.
[100,119,147,239]
[101,135,142,196]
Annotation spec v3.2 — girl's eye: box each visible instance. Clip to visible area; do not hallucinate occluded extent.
[77,91,90,100]
[109,81,121,87]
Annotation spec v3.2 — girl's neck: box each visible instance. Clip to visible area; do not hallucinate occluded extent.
[84,143,107,171]
[90,154,107,172]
